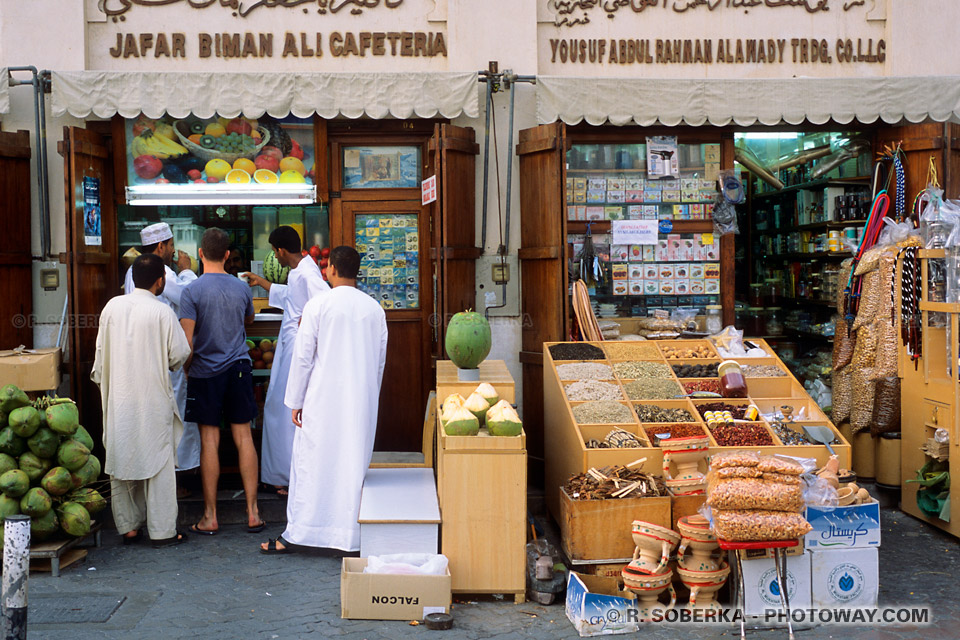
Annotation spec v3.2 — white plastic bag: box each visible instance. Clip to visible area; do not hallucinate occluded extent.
[363,553,449,576]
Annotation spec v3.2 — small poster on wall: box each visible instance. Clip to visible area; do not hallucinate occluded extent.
[83,176,102,246]
[646,136,679,180]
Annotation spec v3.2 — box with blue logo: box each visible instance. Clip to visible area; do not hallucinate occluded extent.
[565,572,638,636]
[739,551,812,616]
[810,548,879,608]
[804,501,881,549]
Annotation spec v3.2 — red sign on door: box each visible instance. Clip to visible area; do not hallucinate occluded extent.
[421,175,437,205]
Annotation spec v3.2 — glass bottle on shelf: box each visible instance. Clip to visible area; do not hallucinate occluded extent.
[705,305,723,334]
[766,307,784,336]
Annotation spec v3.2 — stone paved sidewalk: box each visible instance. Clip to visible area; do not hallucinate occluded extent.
[24,501,960,640]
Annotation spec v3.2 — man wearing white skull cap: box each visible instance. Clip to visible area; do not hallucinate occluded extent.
[123,222,201,475]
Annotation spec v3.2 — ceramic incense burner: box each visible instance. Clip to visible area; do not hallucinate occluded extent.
[661,435,710,484]
[620,565,676,622]
[630,520,681,574]
[677,563,731,614]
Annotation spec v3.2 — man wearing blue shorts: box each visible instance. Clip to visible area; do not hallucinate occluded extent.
[180,228,265,535]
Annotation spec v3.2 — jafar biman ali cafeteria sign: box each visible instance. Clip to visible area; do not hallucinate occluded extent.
[99,0,447,60]
[546,0,886,66]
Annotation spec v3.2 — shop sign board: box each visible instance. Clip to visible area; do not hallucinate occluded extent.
[611,220,657,246]
[421,174,437,205]
[804,501,881,549]
[810,548,879,609]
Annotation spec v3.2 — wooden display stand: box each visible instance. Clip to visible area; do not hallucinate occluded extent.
[544,339,849,520]
[435,361,527,603]
[899,249,960,538]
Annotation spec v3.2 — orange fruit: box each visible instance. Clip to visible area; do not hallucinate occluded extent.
[253,169,278,184]
[188,134,203,145]
[205,122,226,137]
[204,158,231,181]
[225,169,251,184]
[279,170,306,184]
[233,157,256,174]
[278,156,306,176]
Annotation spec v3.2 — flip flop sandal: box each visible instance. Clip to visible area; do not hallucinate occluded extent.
[152,531,189,548]
[260,537,293,555]
[122,529,143,545]
[248,521,267,534]
[189,523,219,536]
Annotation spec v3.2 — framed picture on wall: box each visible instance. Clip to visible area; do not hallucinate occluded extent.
[342,145,421,189]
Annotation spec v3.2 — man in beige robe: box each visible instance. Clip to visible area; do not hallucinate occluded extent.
[92,253,191,548]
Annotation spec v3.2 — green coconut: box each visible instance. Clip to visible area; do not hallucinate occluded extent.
[0,385,29,414]
[0,453,17,477]
[463,392,490,426]
[41,467,74,496]
[27,427,60,459]
[0,494,20,520]
[20,487,52,517]
[45,402,79,436]
[57,439,90,472]
[444,310,492,369]
[440,393,466,425]
[18,451,51,483]
[442,405,480,436]
[71,455,101,489]
[59,502,91,537]
[66,487,106,515]
[485,400,523,437]
[0,428,25,457]
[0,409,7,429]
[0,469,29,498]
[475,382,500,407]
[73,425,95,452]
[30,509,58,541]
[8,406,41,438]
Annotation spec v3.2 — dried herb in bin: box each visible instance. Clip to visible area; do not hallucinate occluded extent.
[572,401,634,424]
[644,424,707,445]
[634,404,695,423]
[696,402,747,420]
[624,379,683,400]
[710,423,774,446]
[550,343,606,361]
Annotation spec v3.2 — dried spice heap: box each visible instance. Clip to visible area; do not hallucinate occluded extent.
[681,379,721,394]
[572,400,634,424]
[672,363,719,378]
[564,464,666,500]
[644,424,708,445]
[624,379,683,400]
[614,361,674,379]
[660,343,715,359]
[770,421,808,445]
[550,343,606,361]
[710,423,775,446]
[634,404,695,423]
[742,364,787,377]
[603,342,661,360]
[696,402,747,420]
[565,380,623,402]
[557,362,614,380]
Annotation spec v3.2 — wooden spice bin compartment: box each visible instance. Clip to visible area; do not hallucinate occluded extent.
[544,339,850,521]
[435,372,526,602]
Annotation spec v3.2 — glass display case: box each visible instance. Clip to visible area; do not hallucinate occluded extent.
[565,141,722,319]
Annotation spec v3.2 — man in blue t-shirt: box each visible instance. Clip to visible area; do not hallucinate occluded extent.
[179,228,265,536]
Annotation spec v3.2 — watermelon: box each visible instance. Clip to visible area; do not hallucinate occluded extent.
[262,251,289,284]
[444,310,491,369]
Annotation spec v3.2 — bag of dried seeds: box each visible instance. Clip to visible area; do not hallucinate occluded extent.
[850,323,879,433]
[832,367,853,423]
[709,450,760,469]
[707,478,805,513]
[852,269,881,332]
[756,455,806,476]
[714,466,764,479]
[833,318,856,371]
[711,509,813,541]
[870,376,901,435]
[871,254,900,379]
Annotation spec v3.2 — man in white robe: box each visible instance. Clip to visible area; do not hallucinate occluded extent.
[260,246,387,554]
[243,226,328,495]
[93,253,191,547]
[123,222,201,474]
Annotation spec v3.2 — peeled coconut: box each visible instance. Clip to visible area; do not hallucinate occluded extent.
[485,400,523,437]
[474,382,499,407]
[443,405,480,436]
[440,393,466,423]
[463,392,490,425]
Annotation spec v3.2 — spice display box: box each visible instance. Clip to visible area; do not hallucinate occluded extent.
[543,339,849,520]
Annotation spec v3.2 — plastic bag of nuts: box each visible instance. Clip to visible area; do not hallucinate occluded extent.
[706,478,805,513]
[715,466,763,479]
[710,451,760,469]
[711,509,813,541]
[756,456,805,476]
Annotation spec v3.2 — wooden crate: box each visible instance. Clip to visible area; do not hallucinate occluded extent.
[436,385,526,602]
[669,492,707,530]
[559,487,670,562]
[437,359,516,405]
[543,339,850,521]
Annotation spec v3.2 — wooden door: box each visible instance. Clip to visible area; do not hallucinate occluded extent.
[0,130,33,350]
[429,123,481,339]
[58,126,117,448]
[342,200,433,452]
[516,122,569,482]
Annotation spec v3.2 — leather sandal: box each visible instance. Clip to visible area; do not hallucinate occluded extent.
[152,530,189,548]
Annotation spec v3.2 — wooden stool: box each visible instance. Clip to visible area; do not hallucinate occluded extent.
[717,538,799,640]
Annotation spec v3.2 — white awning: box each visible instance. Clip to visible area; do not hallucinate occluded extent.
[0,69,10,115]
[537,76,960,127]
[51,71,479,120]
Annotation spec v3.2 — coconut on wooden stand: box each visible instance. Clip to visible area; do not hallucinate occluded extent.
[444,310,492,382]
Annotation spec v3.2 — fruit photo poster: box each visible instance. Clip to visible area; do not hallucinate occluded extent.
[83,176,102,247]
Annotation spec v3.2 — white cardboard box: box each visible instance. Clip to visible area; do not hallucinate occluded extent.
[565,572,639,637]
[358,468,440,558]
[340,557,451,620]
[738,551,812,616]
[810,548,879,609]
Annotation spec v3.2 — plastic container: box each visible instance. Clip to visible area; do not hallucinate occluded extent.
[717,360,748,398]
[705,305,723,334]
[875,432,901,488]
[765,307,784,336]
